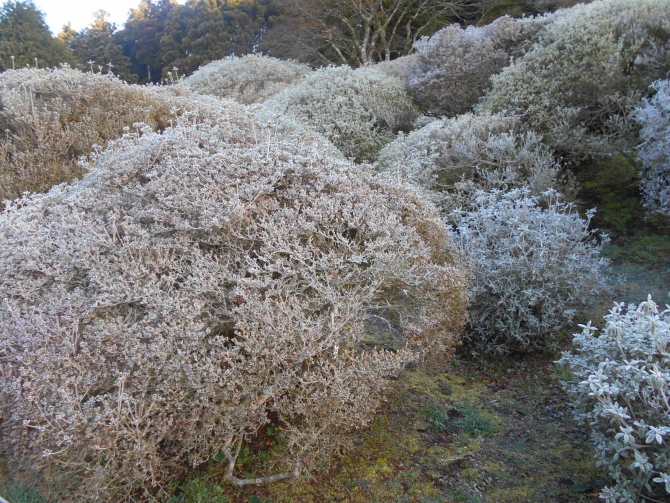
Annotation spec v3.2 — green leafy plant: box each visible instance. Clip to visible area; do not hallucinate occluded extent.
[0,480,44,503]
[422,402,495,436]
[449,402,495,436]
[167,478,230,503]
[422,403,450,433]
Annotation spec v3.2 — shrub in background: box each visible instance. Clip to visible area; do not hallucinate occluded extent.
[636,79,670,217]
[373,54,420,82]
[478,0,670,160]
[262,65,420,162]
[558,296,670,503]
[375,113,568,214]
[0,66,228,207]
[0,112,469,501]
[180,54,311,104]
[451,188,609,354]
[406,15,551,117]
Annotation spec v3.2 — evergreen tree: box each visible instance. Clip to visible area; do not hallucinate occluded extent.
[115,0,177,84]
[158,1,192,79]
[0,0,76,71]
[68,10,137,82]
[160,0,271,79]
[57,22,76,44]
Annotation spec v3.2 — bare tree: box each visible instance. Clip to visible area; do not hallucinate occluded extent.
[264,0,468,66]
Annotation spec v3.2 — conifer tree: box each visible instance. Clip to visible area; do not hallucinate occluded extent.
[57,22,76,44]
[115,0,177,83]
[160,0,271,79]
[0,0,76,71]
[67,10,137,82]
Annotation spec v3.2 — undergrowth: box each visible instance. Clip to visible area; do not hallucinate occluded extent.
[575,153,670,270]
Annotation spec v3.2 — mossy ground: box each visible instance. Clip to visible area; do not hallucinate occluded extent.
[574,154,670,244]
[165,353,605,503]
[574,153,670,305]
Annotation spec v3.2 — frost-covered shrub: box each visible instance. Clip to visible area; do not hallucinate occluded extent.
[558,297,670,503]
[181,54,311,104]
[262,65,420,161]
[0,67,228,207]
[451,188,609,354]
[0,113,469,502]
[637,79,670,217]
[374,54,420,81]
[407,15,551,117]
[479,0,670,159]
[375,113,568,214]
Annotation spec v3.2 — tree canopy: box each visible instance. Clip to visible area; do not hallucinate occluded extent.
[115,0,178,83]
[262,0,469,66]
[0,0,76,71]
[65,10,137,82]
[0,0,568,81]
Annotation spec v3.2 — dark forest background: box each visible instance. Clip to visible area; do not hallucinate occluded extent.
[0,0,579,84]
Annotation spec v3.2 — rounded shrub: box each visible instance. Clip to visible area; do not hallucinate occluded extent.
[407,15,551,117]
[262,65,420,162]
[375,113,568,214]
[478,0,670,159]
[180,54,311,104]
[373,54,420,81]
[451,188,609,354]
[0,66,228,207]
[637,79,670,217]
[558,296,670,503]
[0,111,469,501]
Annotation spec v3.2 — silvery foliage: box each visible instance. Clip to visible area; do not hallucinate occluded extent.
[374,54,420,81]
[451,188,609,354]
[558,297,670,503]
[479,0,670,159]
[262,65,420,162]
[0,109,469,501]
[636,79,670,217]
[375,113,567,215]
[407,15,551,117]
[180,54,311,104]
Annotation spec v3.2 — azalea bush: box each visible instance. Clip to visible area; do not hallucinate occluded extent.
[375,113,568,214]
[636,79,670,217]
[0,111,469,502]
[558,296,670,503]
[407,15,551,117]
